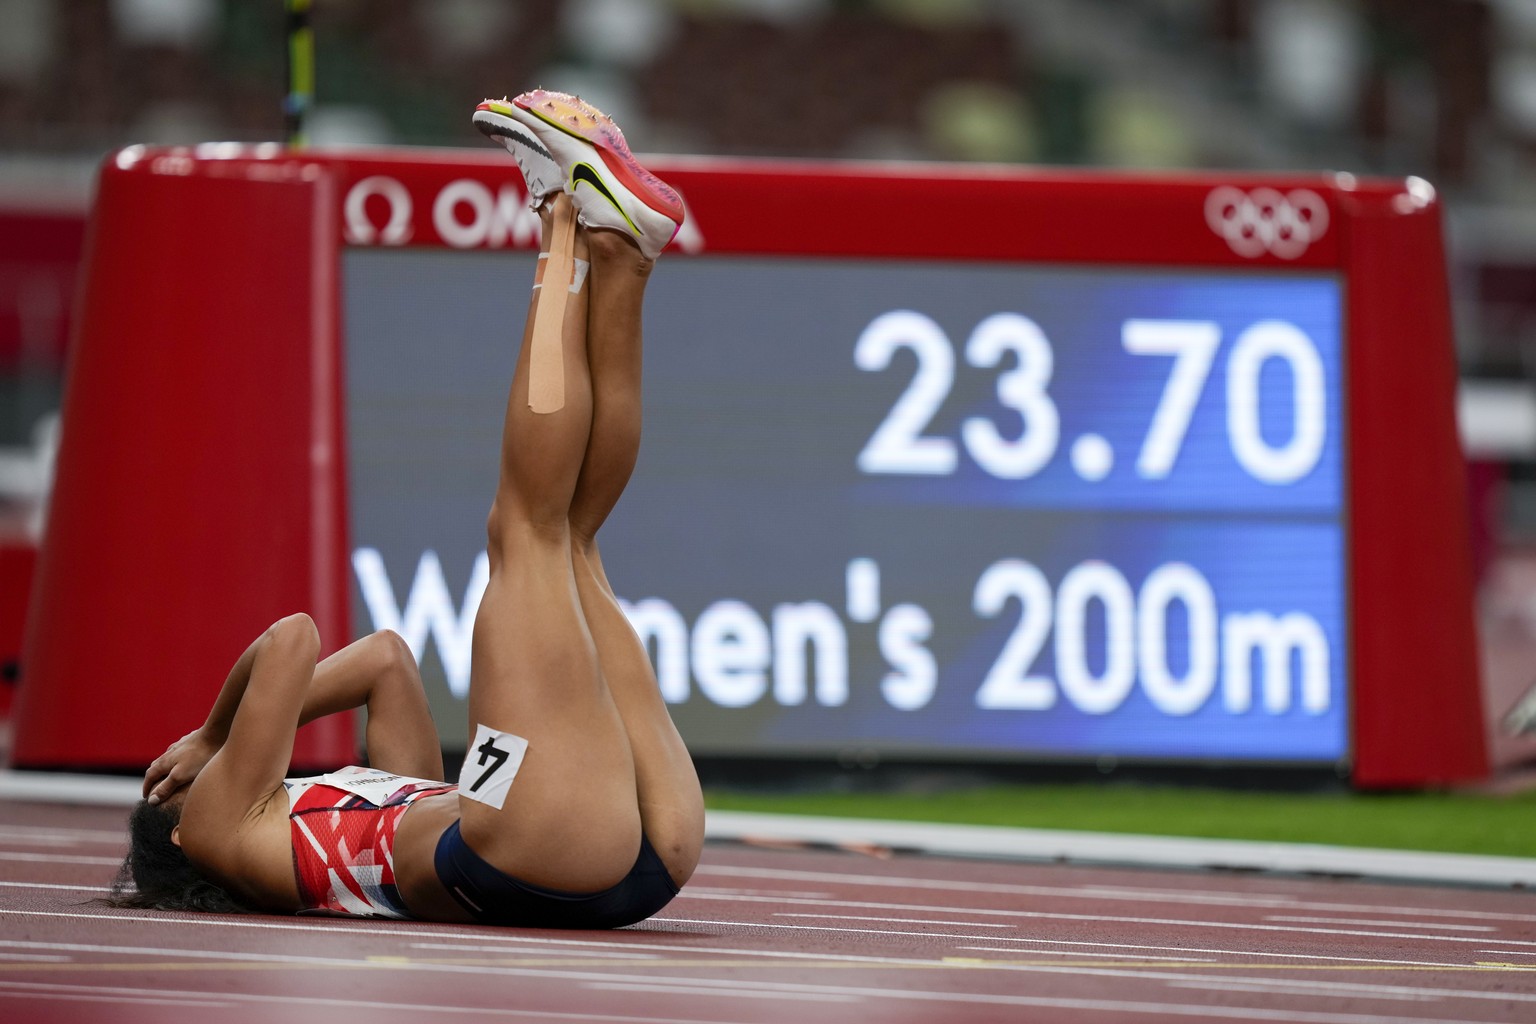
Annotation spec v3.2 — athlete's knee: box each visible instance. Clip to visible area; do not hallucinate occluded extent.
[376,627,411,659]
[487,495,567,559]
[266,612,319,656]
[373,629,419,680]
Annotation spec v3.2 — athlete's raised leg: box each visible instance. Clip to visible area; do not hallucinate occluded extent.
[459,193,642,892]
[569,229,705,888]
[468,89,700,891]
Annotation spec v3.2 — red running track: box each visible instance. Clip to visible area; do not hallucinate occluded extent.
[1,798,1533,1024]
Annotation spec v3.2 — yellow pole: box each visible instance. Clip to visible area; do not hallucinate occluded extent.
[285,0,314,148]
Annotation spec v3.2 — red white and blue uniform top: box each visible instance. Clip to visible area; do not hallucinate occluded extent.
[284,765,456,918]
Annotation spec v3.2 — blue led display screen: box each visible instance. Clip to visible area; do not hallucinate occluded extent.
[344,251,1347,765]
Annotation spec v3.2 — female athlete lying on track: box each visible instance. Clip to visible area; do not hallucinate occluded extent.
[111,91,704,928]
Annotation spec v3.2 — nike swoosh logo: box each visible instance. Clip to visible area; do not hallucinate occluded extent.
[509,128,554,162]
[570,162,639,235]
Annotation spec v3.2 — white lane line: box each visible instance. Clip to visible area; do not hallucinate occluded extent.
[0,940,376,970]
[959,948,1219,963]
[923,961,1536,1006]
[773,913,1015,928]
[1167,979,1428,1002]
[686,887,834,900]
[1265,916,1494,932]
[582,981,856,1003]
[684,891,1019,914]
[0,935,933,972]
[0,953,70,962]
[0,907,498,938]
[0,851,119,865]
[0,770,144,805]
[0,825,127,844]
[659,915,1079,944]
[1160,973,1536,1003]
[399,932,934,968]
[1073,884,1303,904]
[1068,884,1536,924]
[0,990,229,1009]
[1479,950,1536,957]
[955,942,1480,970]
[696,864,1536,923]
[0,982,754,1024]
[0,881,108,892]
[409,943,662,959]
[663,911,1536,948]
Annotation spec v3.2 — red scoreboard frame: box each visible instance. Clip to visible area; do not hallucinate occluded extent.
[12,145,1484,786]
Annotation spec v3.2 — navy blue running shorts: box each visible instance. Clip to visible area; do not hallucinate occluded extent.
[433,820,679,929]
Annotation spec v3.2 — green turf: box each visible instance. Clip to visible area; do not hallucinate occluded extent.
[704,784,1536,858]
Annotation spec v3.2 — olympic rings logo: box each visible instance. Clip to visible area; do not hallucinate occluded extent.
[1205,186,1329,260]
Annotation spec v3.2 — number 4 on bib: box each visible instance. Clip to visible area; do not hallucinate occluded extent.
[457,724,530,810]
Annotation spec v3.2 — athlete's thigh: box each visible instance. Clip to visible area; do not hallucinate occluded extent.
[573,540,704,885]
[457,538,641,889]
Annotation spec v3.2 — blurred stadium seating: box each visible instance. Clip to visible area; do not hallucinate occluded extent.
[1,1,1531,374]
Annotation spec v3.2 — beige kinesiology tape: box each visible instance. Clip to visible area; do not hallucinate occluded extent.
[527,199,578,414]
[533,254,590,292]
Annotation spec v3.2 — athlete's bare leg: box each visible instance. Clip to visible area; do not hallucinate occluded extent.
[460,194,642,892]
[568,231,705,888]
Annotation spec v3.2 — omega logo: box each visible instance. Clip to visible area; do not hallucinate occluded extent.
[1205,187,1328,260]
[343,176,413,246]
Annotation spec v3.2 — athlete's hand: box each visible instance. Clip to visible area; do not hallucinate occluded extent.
[143,729,220,805]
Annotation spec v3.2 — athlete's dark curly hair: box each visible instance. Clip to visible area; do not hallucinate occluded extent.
[102,799,252,913]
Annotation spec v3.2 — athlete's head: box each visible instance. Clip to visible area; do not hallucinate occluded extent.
[106,797,249,913]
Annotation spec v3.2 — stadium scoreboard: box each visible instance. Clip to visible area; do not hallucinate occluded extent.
[15,147,1485,786]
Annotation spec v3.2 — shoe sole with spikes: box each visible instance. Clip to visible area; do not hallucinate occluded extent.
[472,98,563,209]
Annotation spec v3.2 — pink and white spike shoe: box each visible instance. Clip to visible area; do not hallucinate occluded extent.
[508,89,683,260]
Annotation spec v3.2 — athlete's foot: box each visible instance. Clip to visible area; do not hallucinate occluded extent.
[508,89,682,261]
[473,97,562,209]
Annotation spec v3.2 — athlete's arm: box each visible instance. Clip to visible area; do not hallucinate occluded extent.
[174,613,319,900]
[293,629,444,781]
[141,626,296,803]
[144,629,443,804]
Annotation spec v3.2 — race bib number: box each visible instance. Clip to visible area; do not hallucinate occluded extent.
[457,724,529,810]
